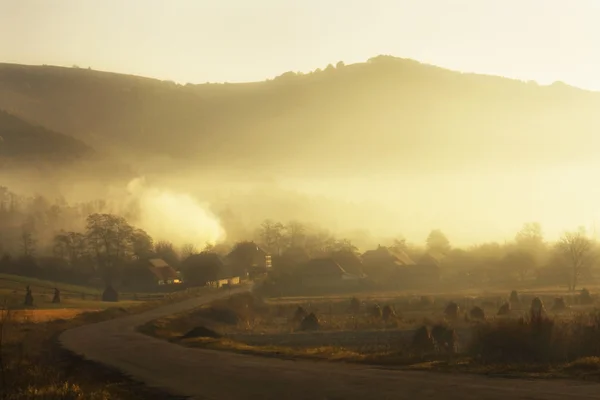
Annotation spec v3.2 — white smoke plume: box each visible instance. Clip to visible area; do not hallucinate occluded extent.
[124,177,225,248]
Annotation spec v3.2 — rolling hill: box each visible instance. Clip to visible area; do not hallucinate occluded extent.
[1,57,599,178]
[0,109,93,163]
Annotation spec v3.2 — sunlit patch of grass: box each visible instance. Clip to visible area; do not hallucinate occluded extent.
[565,357,600,371]
[1,286,211,399]
[6,381,112,400]
[179,336,367,362]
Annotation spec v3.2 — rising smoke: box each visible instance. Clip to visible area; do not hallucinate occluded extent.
[125,177,225,247]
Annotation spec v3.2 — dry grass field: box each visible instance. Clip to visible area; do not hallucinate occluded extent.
[0,274,211,400]
[140,286,600,380]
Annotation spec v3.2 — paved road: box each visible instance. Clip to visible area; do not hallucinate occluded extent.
[60,288,600,400]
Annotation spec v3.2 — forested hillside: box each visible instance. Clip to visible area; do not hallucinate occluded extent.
[1,57,599,177]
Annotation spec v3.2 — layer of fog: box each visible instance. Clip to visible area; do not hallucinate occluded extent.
[3,159,600,250]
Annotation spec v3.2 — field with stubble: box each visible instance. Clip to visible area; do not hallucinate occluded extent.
[140,286,600,380]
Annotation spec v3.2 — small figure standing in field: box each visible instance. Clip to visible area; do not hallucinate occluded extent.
[52,287,61,304]
[24,285,34,306]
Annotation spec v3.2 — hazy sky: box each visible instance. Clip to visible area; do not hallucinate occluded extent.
[2,0,600,89]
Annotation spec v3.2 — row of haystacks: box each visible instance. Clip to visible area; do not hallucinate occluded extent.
[411,296,600,362]
[409,288,594,312]
[444,296,570,323]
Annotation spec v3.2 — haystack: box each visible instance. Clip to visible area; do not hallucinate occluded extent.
[469,306,485,320]
[444,302,460,319]
[299,313,320,331]
[382,304,397,321]
[497,302,511,315]
[580,288,593,305]
[102,285,119,302]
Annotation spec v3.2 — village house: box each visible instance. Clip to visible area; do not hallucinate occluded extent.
[207,274,241,288]
[147,258,182,285]
[362,245,415,269]
[360,246,441,289]
[295,258,362,289]
[181,252,242,288]
[225,241,271,278]
[331,250,365,277]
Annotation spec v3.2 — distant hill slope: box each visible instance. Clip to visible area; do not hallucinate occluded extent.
[1,58,599,176]
[0,109,93,163]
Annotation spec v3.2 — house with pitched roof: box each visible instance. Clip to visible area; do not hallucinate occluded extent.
[295,258,361,289]
[147,258,181,285]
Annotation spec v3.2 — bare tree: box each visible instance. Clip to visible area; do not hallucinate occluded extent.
[53,231,87,264]
[20,231,36,257]
[258,220,285,256]
[557,228,596,291]
[515,222,544,249]
[285,220,306,249]
[180,243,198,260]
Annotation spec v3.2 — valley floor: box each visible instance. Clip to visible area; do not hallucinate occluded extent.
[61,286,600,400]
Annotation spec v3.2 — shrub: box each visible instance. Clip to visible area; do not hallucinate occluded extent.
[469,311,600,364]
[469,315,555,363]
[431,324,458,354]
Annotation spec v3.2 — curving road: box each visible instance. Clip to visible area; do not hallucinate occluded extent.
[60,288,600,400]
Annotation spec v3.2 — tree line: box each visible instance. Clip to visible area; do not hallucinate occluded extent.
[0,186,597,291]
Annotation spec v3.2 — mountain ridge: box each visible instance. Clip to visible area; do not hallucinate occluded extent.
[1,56,598,178]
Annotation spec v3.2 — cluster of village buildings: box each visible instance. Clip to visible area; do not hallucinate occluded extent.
[138,242,442,292]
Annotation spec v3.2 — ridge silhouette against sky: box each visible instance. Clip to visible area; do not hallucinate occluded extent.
[2,0,599,90]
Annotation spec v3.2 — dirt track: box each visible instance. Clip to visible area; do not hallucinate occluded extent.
[60,288,600,400]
